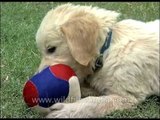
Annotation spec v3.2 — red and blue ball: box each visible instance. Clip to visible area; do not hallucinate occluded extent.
[23,64,77,108]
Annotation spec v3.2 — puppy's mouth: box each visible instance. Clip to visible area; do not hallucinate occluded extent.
[35,65,49,75]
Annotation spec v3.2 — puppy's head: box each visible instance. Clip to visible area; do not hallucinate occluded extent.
[36,3,119,80]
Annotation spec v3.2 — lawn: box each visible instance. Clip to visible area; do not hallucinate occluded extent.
[1,2,160,118]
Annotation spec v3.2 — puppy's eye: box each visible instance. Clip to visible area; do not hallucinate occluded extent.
[47,47,56,54]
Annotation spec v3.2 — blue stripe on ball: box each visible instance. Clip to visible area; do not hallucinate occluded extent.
[30,67,69,108]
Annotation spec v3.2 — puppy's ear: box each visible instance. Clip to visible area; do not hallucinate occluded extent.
[61,15,99,66]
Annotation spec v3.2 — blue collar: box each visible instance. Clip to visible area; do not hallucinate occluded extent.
[93,30,112,72]
[100,30,112,54]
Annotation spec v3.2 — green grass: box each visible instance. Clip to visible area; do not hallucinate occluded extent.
[1,2,160,118]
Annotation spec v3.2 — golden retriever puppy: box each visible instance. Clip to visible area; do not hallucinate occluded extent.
[36,3,159,118]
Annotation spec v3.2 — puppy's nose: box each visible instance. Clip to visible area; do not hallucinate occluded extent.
[92,55,103,72]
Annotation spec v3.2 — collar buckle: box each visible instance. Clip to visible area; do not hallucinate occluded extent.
[94,54,103,72]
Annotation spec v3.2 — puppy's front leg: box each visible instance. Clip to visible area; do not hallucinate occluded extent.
[46,94,138,118]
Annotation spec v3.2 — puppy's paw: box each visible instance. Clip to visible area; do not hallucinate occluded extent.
[46,102,95,118]
[46,103,76,118]
[49,103,64,111]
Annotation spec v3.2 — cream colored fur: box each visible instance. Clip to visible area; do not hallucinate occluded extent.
[35,3,160,118]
